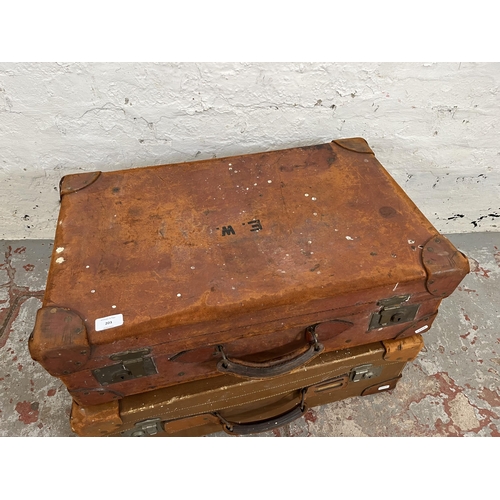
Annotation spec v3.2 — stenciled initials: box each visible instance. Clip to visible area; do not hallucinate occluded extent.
[216,219,263,236]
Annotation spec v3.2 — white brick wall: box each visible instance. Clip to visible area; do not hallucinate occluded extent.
[1,62,499,239]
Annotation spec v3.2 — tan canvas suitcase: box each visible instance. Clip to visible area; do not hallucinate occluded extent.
[70,335,424,437]
[30,138,468,407]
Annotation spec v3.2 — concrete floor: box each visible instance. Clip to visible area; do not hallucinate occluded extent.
[0,233,499,437]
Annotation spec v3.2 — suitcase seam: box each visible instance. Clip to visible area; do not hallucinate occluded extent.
[145,359,404,422]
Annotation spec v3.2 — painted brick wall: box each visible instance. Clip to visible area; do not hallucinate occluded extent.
[1,62,499,239]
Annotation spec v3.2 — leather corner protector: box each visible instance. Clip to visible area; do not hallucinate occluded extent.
[383,334,424,362]
[422,235,470,297]
[29,306,90,377]
[59,171,101,199]
[332,137,374,154]
[361,375,401,396]
[70,400,122,437]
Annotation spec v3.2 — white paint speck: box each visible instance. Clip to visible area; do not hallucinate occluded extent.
[313,213,318,216]
[305,193,309,197]
[335,229,338,232]
[112,305,116,309]
[86,265,90,269]
[229,163,232,166]
[308,241,312,244]
[191,266,195,270]
[56,257,65,264]
[408,239,415,244]
[254,183,257,186]
[268,180,272,183]
[91,289,95,293]
[232,286,236,290]
[229,167,233,170]
[177,293,182,297]
[311,197,317,201]
[317,271,321,274]
[56,247,64,253]
[246,187,249,190]
[285,254,289,257]
[346,236,354,240]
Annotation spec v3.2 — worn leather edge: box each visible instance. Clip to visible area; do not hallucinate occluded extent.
[382,334,424,362]
[69,387,123,403]
[332,137,375,154]
[29,306,91,377]
[422,235,470,297]
[59,171,101,199]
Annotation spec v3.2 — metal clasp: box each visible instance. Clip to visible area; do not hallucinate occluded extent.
[92,348,158,386]
[369,295,420,330]
[121,418,163,437]
[349,364,382,382]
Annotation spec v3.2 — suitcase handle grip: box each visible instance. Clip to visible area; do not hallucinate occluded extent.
[216,328,324,378]
[215,390,307,435]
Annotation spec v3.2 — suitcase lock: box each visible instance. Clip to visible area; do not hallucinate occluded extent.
[92,348,158,386]
[349,364,382,382]
[369,295,419,330]
[121,418,163,437]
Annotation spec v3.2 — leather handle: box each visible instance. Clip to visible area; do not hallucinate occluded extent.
[216,328,324,378]
[216,390,307,435]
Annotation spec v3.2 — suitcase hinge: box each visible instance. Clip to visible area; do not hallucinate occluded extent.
[121,418,163,437]
[92,348,158,386]
[349,364,383,382]
[369,294,420,330]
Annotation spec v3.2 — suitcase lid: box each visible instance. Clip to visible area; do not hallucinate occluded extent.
[35,138,468,358]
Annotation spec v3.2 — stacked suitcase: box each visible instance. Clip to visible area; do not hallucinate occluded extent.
[29,138,469,436]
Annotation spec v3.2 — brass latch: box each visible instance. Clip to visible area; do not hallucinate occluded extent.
[369,294,419,330]
[92,348,157,386]
[121,418,163,437]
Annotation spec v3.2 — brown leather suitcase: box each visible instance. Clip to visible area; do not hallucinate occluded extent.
[70,335,424,437]
[29,138,468,406]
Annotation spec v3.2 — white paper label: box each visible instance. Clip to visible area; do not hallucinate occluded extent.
[378,385,391,391]
[415,325,429,334]
[95,314,123,332]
